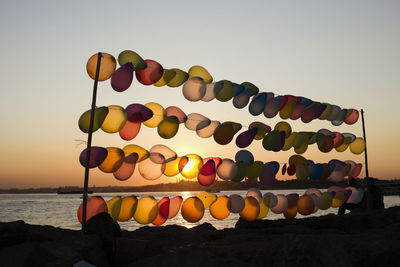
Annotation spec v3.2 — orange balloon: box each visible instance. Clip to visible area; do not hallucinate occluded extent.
[181,197,204,223]
[239,197,260,222]
[209,196,231,220]
[86,53,116,81]
[297,195,315,216]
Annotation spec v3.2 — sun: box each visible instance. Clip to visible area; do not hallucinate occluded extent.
[180,154,203,179]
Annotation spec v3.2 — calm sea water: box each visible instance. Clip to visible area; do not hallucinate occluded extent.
[0,190,399,231]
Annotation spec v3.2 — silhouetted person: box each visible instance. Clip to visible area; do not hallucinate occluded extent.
[338,178,366,215]
[368,178,384,209]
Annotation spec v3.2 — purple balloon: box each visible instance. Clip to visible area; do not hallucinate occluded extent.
[236,128,258,148]
[259,163,276,185]
[125,104,153,122]
[111,63,134,92]
[249,93,267,116]
[79,147,108,168]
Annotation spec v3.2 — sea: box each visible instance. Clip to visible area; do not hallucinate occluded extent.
[1,190,399,231]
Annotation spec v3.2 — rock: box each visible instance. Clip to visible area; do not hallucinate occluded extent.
[0,220,28,247]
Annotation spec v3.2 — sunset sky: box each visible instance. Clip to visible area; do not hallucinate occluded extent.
[0,1,399,189]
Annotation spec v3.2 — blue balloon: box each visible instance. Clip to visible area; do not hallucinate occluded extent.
[235,150,254,167]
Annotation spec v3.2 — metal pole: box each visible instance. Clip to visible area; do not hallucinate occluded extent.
[82,52,102,231]
[361,109,372,211]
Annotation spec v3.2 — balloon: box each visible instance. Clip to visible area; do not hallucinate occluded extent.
[79,147,108,168]
[289,155,308,166]
[262,130,285,151]
[107,196,122,222]
[264,96,282,118]
[280,98,297,120]
[233,89,252,109]
[165,106,187,123]
[138,158,165,180]
[271,194,288,214]
[202,82,218,102]
[154,69,175,87]
[197,120,220,138]
[349,138,365,154]
[213,123,235,145]
[209,196,231,220]
[185,113,209,131]
[98,147,124,173]
[309,194,321,213]
[180,154,203,179]
[164,157,185,177]
[215,80,235,102]
[297,195,314,216]
[332,132,344,148]
[166,68,189,87]
[249,122,271,140]
[257,196,270,219]
[245,161,264,179]
[123,145,149,162]
[284,193,299,219]
[188,65,213,83]
[235,128,257,148]
[150,145,177,164]
[134,196,158,224]
[327,105,341,121]
[77,196,108,224]
[239,197,260,222]
[274,121,292,138]
[143,102,165,128]
[241,82,259,95]
[86,52,116,81]
[182,77,206,101]
[249,93,267,116]
[348,163,362,178]
[196,192,217,208]
[344,109,359,125]
[263,193,278,208]
[246,188,262,203]
[281,163,287,175]
[101,105,127,133]
[328,164,345,183]
[229,194,245,213]
[113,153,138,181]
[282,132,297,151]
[168,196,183,219]
[319,192,333,210]
[259,163,276,186]
[157,116,179,139]
[111,63,134,92]
[231,162,246,182]
[125,104,153,122]
[197,160,216,186]
[296,164,309,181]
[216,159,237,181]
[318,103,332,120]
[291,101,308,120]
[331,109,347,126]
[117,195,138,222]
[79,107,109,133]
[135,59,163,85]
[117,50,146,70]
[152,197,170,226]
[287,164,296,176]
[119,120,141,141]
[235,150,254,167]
[181,197,205,223]
[331,191,344,208]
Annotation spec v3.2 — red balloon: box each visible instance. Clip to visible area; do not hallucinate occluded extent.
[135,59,163,85]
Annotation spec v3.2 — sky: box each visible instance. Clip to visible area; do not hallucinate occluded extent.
[0,0,399,189]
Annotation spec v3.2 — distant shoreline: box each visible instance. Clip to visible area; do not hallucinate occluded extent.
[1,178,398,194]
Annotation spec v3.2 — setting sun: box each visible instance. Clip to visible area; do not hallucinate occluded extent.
[180,154,203,179]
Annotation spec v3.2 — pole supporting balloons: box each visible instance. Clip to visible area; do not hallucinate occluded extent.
[82,52,102,231]
[361,109,372,211]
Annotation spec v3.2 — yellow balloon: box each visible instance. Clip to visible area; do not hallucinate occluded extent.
[209,196,231,220]
[134,196,158,224]
[101,105,127,133]
[349,137,365,154]
[143,102,165,128]
[181,197,205,223]
[239,197,260,222]
[86,52,116,81]
[196,192,217,208]
[257,196,270,219]
[335,142,349,152]
[318,103,332,120]
[188,65,213,83]
[164,157,185,177]
[117,196,138,222]
[99,147,125,173]
[166,68,189,87]
[117,50,146,70]
[122,145,149,162]
[282,132,297,151]
[180,154,203,179]
[106,196,122,222]
[331,191,344,208]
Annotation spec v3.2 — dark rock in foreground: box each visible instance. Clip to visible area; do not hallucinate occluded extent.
[1,206,400,267]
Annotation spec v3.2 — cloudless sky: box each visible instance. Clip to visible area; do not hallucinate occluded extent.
[0,0,399,188]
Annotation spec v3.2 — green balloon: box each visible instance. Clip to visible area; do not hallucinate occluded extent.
[215,80,235,102]
[167,68,189,87]
[157,116,179,139]
[274,121,292,138]
[231,162,246,182]
[296,164,309,180]
[246,161,264,179]
[79,107,109,133]
[118,50,147,70]
[241,82,259,96]
[262,130,281,151]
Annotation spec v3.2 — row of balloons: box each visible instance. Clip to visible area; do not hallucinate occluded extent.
[79,103,365,154]
[86,51,359,126]
[78,186,364,225]
[79,144,362,186]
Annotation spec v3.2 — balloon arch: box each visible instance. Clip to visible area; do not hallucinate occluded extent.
[78,51,368,228]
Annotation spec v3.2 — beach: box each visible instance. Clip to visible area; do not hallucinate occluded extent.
[1,206,399,267]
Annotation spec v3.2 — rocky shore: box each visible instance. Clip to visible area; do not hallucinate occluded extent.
[1,206,399,267]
